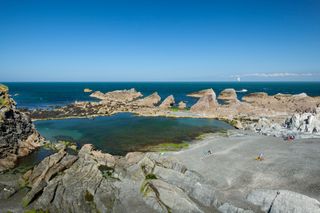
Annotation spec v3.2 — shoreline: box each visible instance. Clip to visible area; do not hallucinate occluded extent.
[2,131,319,212]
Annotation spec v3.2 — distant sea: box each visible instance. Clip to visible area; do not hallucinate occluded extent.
[3,82,320,109]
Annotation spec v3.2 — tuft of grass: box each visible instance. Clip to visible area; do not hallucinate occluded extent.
[145,173,157,180]
[170,106,180,112]
[169,106,190,112]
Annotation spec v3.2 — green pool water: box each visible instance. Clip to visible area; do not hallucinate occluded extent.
[34,113,233,155]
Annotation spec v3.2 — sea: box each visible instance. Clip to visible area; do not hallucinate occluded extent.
[4,82,320,109]
[2,82,320,161]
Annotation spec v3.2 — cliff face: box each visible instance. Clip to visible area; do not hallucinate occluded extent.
[0,84,42,172]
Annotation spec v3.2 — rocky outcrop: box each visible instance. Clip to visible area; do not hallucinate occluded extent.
[132,92,161,107]
[187,88,215,98]
[178,101,187,110]
[90,88,143,102]
[83,88,92,93]
[189,89,218,114]
[190,94,218,114]
[285,107,320,135]
[159,95,175,109]
[246,107,320,138]
[218,88,239,104]
[242,92,268,103]
[242,92,320,113]
[22,145,220,213]
[247,189,320,213]
[0,85,43,172]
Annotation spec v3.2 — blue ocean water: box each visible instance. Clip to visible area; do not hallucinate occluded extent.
[2,82,320,109]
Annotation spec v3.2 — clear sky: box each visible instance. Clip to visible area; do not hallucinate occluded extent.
[1,0,320,82]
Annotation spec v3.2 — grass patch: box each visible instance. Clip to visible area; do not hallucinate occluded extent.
[148,142,189,152]
[169,106,190,112]
[98,165,118,180]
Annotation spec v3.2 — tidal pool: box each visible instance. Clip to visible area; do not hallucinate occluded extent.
[35,113,233,155]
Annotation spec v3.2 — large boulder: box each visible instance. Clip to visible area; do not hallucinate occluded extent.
[159,95,175,109]
[0,84,43,172]
[218,88,239,104]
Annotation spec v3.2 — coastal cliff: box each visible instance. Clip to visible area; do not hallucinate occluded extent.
[0,84,43,172]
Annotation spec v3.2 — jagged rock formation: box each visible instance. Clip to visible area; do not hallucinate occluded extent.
[189,89,218,114]
[22,145,220,213]
[242,92,320,113]
[159,95,175,109]
[187,88,215,98]
[178,101,187,110]
[25,87,320,138]
[132,92,161,107]
[90,88,143,102]
[0,85,42,172]
[218,88,239,104]
[245,107,320,138]
[285,108,320,134]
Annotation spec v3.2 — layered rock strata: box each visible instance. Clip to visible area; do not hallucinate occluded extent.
[21,145,221,213]
[0,85,43,172]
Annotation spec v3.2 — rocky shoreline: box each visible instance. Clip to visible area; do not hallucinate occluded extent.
[25,87,320,139]
[2,132,320,213]
[1,84,320,213]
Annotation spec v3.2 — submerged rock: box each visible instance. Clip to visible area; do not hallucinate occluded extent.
[159,95,175,109]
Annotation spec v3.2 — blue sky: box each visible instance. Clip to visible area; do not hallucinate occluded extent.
[0,0,320,82]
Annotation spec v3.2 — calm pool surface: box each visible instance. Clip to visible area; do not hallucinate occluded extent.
[35,113,233,155]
